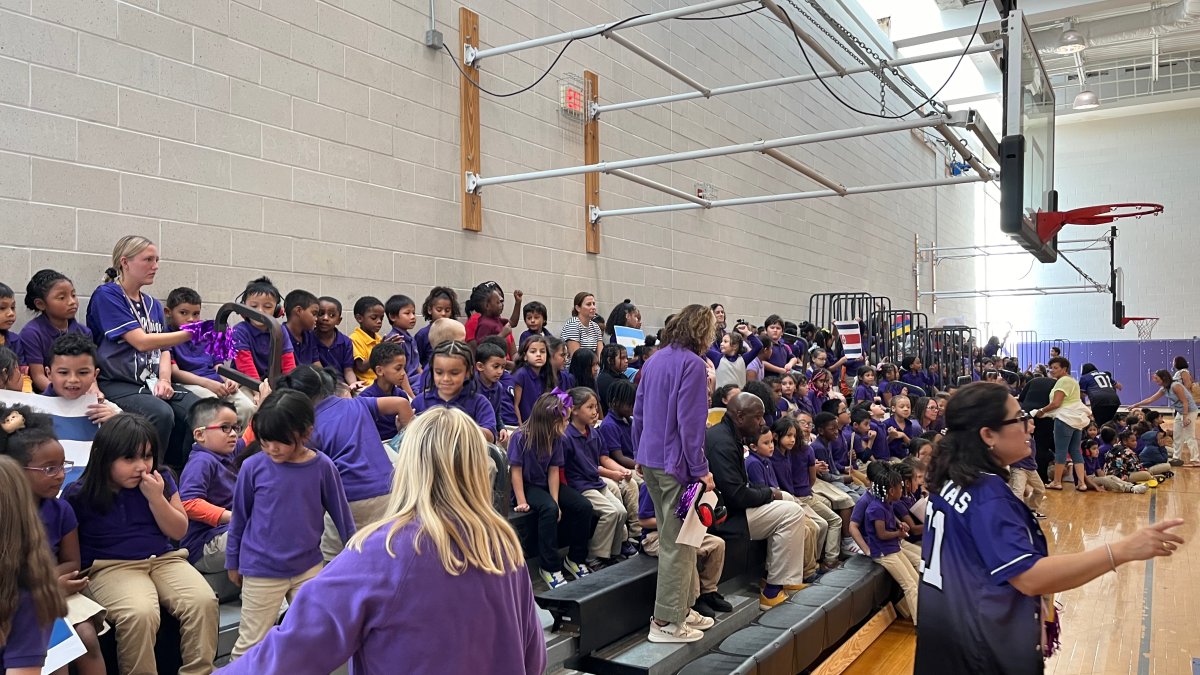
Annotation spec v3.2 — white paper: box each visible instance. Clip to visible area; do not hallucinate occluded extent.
[43,619,86,674]
[676,490,717,548]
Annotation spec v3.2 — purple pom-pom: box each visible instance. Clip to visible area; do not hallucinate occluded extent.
[181,320,236,363]
[675,481,702,521]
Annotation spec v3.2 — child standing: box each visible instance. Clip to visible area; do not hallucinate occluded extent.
[179,399,242,574]
[359,342,415,442]
[411,341,497,443]
[21,269,90,394]
[232,277,297,381]
[315,296,358,387]
[860,462,919,624]
[166,287,256,424]
[64,415,218,675]
[226,389,355,658]
[520,300,552,347]
[705,323,763,389]
[513,335,555,424]
[0,453,68,673]
[2,409,105,675]
[468,284,521,358]
[384,294,423,388]
[509,393,594,587]
[562,387,628,568]
[475,340,517,441]
[282,289,321,367]
[350,296,386,386]
[417,287,461,367]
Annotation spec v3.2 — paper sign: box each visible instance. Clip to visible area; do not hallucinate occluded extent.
[43,619,86,674]
[676,489,718,548]
[834,321,863,360]
[614,325,645,357]
[0,390,99,493]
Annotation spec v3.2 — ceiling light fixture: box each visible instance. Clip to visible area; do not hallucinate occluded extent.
[1054,23,1087,54]
[1072,89,1100,110]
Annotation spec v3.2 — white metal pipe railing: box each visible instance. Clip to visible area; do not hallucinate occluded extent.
[759,0,847,76]
[761,148,846,194]
[609,169,713,207]
[605,33,711,97]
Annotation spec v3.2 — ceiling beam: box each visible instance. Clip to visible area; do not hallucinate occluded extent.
[890,0,1143,49]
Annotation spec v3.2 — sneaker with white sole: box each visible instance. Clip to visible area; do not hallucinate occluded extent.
[685,608,715,631]
[648,620,704,643]
[1132,484,1149,494]
[841,537,863,556]
[539,569,569,589]
[563,559,592,579]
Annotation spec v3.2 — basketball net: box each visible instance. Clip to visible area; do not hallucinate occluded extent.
[1132,318,1159,340]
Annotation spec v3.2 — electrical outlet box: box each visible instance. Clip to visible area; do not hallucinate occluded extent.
[425,29,444,49]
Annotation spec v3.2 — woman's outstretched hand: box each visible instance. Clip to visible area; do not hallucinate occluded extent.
[1114,518,1186,563]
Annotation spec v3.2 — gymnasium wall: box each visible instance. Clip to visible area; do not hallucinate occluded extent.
[0,0,978,333]
[981,105,1200,343]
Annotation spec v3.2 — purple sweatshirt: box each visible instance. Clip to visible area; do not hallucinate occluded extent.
[227,451,354,578]
[214,522,546,675]
[310,396,394,502]
[179,443,241,564]
[632,345,710,485]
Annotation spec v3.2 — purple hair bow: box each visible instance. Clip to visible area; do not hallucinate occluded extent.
[549,387,572,417]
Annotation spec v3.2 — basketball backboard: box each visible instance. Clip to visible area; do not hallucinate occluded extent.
[999,9,1058,263]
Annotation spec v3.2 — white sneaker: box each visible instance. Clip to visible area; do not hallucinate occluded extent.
[685,608,715,631]
[1132,484,1149,494]
[841,537,863,555]
[648,619,704,643]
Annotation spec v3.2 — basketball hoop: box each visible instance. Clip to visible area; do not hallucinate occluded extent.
[1122,317,1159,340]
[1036,203,1164,243]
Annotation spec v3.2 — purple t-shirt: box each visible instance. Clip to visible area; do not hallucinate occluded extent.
[518,328,551,348]
[20,314,89,369]
[385,327,422,384]
[561,424,606,492]
[411,385,497,434]
[864,496,901,558]
[883,417,922,459]
[477,372,518,428]
[38,496,77,556]
[0,590,50,669]
[745,452,779,489]
[232,320,295,378]
[637,482,656,523]
[179,443,240,563]
[310,396,393,502]
[506,429,564,491]
[288,326,321,366]
[227,450,354,578]
[597,411,634,460]
[86,282,167,385]
[0,329,26,366]
[415,323,433,367]
[513,365,549,422]
[172,334,220,381]
[358,382,408,441]
[65,470,179,569]
[315,331,354,373]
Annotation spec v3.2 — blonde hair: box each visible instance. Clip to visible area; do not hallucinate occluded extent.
[349,407,523,576]
[106,235,155,282]
[0,456,67,641]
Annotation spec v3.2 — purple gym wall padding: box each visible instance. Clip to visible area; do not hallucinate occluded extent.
[1014,339,1198,404]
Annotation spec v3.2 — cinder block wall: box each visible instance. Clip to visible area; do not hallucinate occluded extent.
[0,0,976,333]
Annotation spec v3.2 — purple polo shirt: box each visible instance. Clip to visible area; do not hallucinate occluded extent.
[0,329,26,365]
[638,482,656,523]
[745,452,779,489]
[810,436,847,475]
[213,522,546,675]
[768,452,796,494]
[506,430,564,491]
[288,326,321,366]
[65,470,179,569]
[519,328,551,347]
[315,331,354,372]
[807,389,829,414]
[789,444,816,497]
[38,496,77,556]
[513,366,548,422]
[411,384,497,434]
[883,417,922,459]
[631,344,710,486]
[20,314,89,368]
[851,493,869,530]
[172,334,220,381]
[881,380,908,400]
[477,372,518,428]
[310,396,393,502]
[853,383,876,403]
[415,323,433,366]
[864,496,901,558]
[227,451,355,578]
[597,411,634,459]
[558,371,575,391]
[358,382,409,441]
[179,443,241,564]
[766,342,790,370]
[232,321,295,378]
[385,327,421,383]
[0,591,49,669]
[561,424,606,492]
[86,282,166,385]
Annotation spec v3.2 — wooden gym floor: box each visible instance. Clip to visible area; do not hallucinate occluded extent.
[843,467,1199,675]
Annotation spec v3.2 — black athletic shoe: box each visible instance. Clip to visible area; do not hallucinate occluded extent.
[699,591,733,613]
[691,600,716,618]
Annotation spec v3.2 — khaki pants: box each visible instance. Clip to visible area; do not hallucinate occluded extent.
[182,383,257,427]
[781,493,821,577]
[582,487,628,559]
[1173,412,1198,462]
[85,550,218,675]
[231,564,321,659]
[746,500,807,587]
[875,551,920,625]
[192,532,228,575]
[642,467,695,624]
[1090,474,1139,492]
[812,479,854,510]
[604,476,642,540]
[1008,467,1046,512]
[322,494,389,562]
[1129,463,1171,483]
[642,531,726,597]
[797,494,843,565]
[899,539,922,569]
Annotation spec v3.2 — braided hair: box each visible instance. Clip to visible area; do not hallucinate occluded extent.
[867,461,900,502]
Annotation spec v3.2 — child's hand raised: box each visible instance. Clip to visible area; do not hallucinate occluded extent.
[138,470,166,500]
[513,290,523,303]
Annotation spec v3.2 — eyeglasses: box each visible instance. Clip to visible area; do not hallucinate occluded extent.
[997,410,1032,427]
[24,461,74,477]
[198,423,243,435]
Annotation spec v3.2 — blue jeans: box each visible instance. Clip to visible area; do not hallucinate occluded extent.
[1052,419,1083,464]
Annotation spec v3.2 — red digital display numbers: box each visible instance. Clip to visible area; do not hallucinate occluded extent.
[563,85,584,113]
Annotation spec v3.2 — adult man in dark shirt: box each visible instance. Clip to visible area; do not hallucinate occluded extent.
[1019,375,1056,480]
[705,393,807,610]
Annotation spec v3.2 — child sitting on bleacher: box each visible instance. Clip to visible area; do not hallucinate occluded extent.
[549,337,574,390]
[350,296,386,386]
[509,393,594,588]
[807,368,834,413]
[384,294,422,387]
[232,277,296,382]
[476,338,518,439]
[853,366,878,404]
[890,461,924,566]
[226,389,355,659]
[65,414,218,675]
[883,395,922,459]
[857,462,919,625]
[771,417,841,572]
[314,296,358,387]
[3,407,106,675]
[166,287,257,424]
[0,282,27,386]
[20,268,90,394]
[637,482,732,619]
[359,342,414,443]
[410,341,497,443]
[597,380,638,473]
[0,345,23,391]
[416,286,461,367]
[42,333,121,425]
[562,387,629,568]
[179,400,242,575]
[513,335,555,424]
[706,323,761,389]
[282,289,321,367]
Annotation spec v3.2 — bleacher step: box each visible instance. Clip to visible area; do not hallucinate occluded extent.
[572,591,761,675]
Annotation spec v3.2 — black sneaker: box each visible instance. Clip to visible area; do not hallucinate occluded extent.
[691,600,716,618]
[698,591,733,613]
